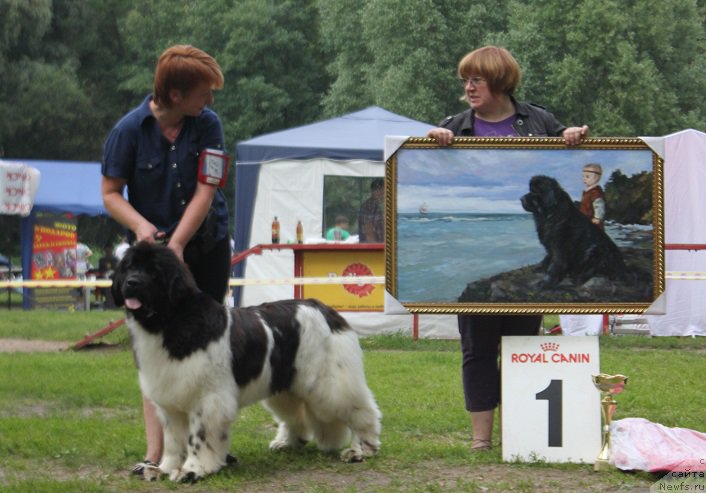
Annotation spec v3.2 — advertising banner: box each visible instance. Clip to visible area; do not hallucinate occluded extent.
[30,212,80,309]
[302,249,384,311]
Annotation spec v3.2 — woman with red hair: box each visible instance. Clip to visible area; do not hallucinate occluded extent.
[427,45,589,451]
[101,44,232,474]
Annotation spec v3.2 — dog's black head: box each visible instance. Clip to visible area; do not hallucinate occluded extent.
[520,191,542,214]
[112,241,199,322]
[520,175,571,216]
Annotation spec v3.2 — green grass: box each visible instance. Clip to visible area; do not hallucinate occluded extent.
[0,311,704,492]
[0,309,127,345]
[0,288,23,310]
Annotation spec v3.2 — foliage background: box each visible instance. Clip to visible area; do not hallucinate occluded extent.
[1,0,705,254]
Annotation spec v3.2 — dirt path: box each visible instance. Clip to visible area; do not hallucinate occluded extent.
[0,338,71,352]
[235,462,656,492]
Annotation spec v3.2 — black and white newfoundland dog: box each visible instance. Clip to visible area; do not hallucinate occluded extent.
[112,242,381,482]
[520,175,628,287]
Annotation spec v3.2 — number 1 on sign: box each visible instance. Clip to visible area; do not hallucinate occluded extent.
[536,379,563,447]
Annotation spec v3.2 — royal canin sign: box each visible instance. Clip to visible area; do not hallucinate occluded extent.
[510,342,591,364]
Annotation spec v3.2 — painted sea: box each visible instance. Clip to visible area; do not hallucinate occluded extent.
[396,212,649,303]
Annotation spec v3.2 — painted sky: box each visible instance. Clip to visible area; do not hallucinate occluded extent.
[395,147,654,213]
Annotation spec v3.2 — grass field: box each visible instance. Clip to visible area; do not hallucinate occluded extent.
[0,310,704,492]
[0,289,22,310]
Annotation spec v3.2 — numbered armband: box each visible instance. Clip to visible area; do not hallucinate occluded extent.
[198,149,229,187]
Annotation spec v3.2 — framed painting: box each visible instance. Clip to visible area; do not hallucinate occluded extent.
[385,137,664,314]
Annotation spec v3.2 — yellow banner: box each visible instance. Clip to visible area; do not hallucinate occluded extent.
[301,250,384,311]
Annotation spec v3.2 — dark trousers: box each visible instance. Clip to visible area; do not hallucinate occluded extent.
[184,236,231,303]
[458,314,541,412]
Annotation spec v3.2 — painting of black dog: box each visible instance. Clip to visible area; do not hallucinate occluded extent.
[520,175,628,287]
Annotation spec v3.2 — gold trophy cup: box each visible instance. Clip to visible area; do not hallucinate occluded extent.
[591,373,628,471]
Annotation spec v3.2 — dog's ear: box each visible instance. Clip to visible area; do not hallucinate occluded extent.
[543,185,558,209]
[166,255,198,305]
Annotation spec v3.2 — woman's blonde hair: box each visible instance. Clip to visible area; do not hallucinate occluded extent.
[153,45,224,108]
[457,45,521,96]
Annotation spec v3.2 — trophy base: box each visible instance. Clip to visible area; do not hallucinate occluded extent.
[593,458,614,472]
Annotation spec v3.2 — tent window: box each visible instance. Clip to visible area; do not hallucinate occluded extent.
[322,176,380,238]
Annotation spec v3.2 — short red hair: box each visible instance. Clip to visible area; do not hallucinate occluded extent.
[153,45,224,108]
[457,45,521,96]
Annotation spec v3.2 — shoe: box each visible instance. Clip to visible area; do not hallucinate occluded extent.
[131,459,159,476]
[470,438,492,451]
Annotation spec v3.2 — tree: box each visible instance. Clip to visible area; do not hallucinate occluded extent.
[218,0,331,140]
[498,0,706,136]
[116,0,330,144]
[360,0,456,123]
[317,0,375,117]
[605,170,652,224]
[50,0,136,146]
[0,0,134,160]
[318,0,510,123]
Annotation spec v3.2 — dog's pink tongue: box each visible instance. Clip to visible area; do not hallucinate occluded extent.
[125,298,142,310]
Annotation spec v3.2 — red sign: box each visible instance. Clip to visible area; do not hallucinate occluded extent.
[31,212,78,280]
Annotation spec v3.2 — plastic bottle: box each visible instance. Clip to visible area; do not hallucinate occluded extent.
[272,216,280,244]
[296,220,304,244]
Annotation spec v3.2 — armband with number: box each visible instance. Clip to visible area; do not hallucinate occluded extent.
[198,149,229,187]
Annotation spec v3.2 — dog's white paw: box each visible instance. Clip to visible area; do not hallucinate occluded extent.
[269,435,308,451]
[173,457,224,483]
[142,463,163,482]
[171,466,206,483]
[340,447,364,463]
[362,439,380,456]
[158,455,182,478]
[269,438,291,451]
[180,464,207,482]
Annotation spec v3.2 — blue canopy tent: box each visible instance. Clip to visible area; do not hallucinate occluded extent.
[21,159,107,216]
[233,106,434,307]
[11,159,106,308]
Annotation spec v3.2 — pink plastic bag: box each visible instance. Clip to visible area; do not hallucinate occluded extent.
[610,417,706,472]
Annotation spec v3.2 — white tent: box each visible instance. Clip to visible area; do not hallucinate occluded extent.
[643,129,706,336]
[233,107,459,337]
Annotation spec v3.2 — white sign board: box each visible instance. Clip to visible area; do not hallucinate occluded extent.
[502,336,601,463]
[0,160,41,217]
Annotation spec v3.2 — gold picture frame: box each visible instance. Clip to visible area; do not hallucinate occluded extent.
[385,137,664,314]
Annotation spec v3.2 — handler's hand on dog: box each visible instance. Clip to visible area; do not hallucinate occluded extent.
[562,125,589,146]
[427,127,455,146]
[135,223,160,244]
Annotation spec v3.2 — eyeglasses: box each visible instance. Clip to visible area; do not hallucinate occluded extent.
[459,76,486,88]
